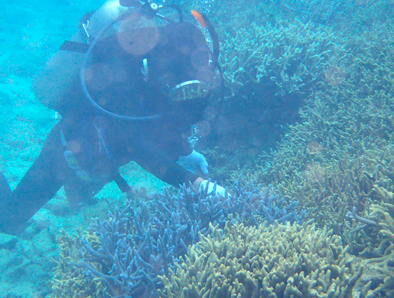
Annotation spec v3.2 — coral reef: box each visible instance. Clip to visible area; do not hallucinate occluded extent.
[358,202,394,296]
[51,180,302,297]
[220,19,342,97]
[51,230,106,297]
[197,6,394,296]
[357,185,394,295]
[353,193,394,298]
[2,0,394,297]
[199,17,343,159]
[159,221,370,297]
[236,19,394,249]
[355,252,394,298]
[278,0,349,23]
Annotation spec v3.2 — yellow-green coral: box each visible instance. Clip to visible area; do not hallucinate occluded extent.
[159,221,367,298]
[220,19,343,97]
[232,20,394,248]
[50,230,106,298]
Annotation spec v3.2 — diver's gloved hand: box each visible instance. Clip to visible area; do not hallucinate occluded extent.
[177,150,209,175]
[198,179,226,197]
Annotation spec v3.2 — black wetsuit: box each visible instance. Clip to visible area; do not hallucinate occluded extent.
[0,21,213,234]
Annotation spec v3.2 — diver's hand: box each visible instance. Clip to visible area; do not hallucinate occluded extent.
[177,150,209,175]
[197,179,226,197]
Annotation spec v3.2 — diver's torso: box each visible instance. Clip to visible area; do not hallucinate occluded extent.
[57,21,210,176]
[59,98,204,178]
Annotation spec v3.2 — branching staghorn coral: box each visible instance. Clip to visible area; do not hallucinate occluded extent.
[355,250,394,298]
[220,19,343,97]
[370,188,394,248]
[51,179,302,297]
[355,198,394,296]
[278,0,350,23]
[353,172,394,296]
[51,230,106,297]
[159,221,369,298]
[234,20,394,251]
[346,207,378,232]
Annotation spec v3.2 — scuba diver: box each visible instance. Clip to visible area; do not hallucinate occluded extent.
[0,0,225,235]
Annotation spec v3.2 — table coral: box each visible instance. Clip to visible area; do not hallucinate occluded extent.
[159,221,367,298]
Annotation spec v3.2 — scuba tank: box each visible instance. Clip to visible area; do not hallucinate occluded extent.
[32,0,128,110]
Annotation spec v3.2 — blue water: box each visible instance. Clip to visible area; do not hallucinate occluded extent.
[0,0,393,296]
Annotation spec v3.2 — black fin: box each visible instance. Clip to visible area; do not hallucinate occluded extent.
[0,172,11,200]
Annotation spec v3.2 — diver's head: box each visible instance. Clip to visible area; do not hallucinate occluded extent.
[146,21,215,100]
[80,5,221,121]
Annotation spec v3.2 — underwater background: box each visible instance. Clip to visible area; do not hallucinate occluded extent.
[1,0,394,297]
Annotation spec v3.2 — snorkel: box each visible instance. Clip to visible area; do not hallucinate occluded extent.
[80,0,221,121]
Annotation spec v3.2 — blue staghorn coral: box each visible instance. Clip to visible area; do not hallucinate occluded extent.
[51,178,305,297]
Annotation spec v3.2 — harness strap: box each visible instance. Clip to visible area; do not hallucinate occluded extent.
[113,172,131,193]
[59,41,90,53]
[61,129,131,193]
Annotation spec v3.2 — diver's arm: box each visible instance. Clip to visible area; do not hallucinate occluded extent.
[131,140,226,197]
[131,140,199,187]
[177,150,209,175]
